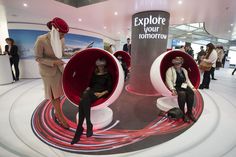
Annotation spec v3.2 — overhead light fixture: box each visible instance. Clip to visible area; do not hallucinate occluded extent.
[181,18,185,21]
[78,18,82,22]
[231,23,234,26]
[117,32,121,34]
[187,32,192,34]
[178,0,183,4]
[23,3,28,7]
[228,30,231,33]
[103,26,107,29]
[114,12,118,15]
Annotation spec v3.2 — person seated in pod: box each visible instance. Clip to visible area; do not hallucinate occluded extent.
[165,56,197,123]
[116,55,128,80]
[71,57,113,144]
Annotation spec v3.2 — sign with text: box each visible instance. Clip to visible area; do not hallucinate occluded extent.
[129,11,170,94]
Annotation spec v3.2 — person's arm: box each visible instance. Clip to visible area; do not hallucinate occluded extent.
[34,37,62,67]
[166,68,177,95]
[183,68,194,89]
[95,73,112,98]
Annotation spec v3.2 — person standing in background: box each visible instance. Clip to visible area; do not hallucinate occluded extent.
[185,45,194,58]
[123,38,131,55]
[5,38,20,81]
[197,46,206,64]
[199,43,217,89]
[34,17,69,129]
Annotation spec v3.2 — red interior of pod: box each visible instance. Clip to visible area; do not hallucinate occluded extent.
[160,50,200,89]
[113,51,131,68]
[63,48,119,107]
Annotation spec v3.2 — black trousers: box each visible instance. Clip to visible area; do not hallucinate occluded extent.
[232,68,236,75]
[201,67,214,88]
[176,86,194,115]
[10,58,19,80]
[211,67,216,79]
[75,89,98,133]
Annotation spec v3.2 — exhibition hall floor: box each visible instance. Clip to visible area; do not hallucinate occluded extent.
[0,68,236,157]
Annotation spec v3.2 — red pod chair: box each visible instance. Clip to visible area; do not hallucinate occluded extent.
[63,48,124,129]
[150,50,200,111]
[113,50,131,69]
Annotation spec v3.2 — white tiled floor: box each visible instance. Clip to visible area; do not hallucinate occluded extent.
[0,68,236,157]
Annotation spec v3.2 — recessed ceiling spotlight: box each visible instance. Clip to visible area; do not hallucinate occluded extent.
[228,30,231,33]
[78,18,82,22]
[187,32,192,34]
[103,26,107,29]
[178,0,183,4]
[181,18,185,21]
[231,23,234,26]
[117,32,121,34]
[114,12,118,15]
[23,3,28,7]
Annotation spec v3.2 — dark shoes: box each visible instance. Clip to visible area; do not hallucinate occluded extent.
[199,84,209,89]
[188,113,197,122]
[212,78,217,80]
[183,115,190,123]
[71,127,84,145]
[86,124,93,137]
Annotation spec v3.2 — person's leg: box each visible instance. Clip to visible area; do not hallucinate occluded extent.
[186,87,197,122]
[82,91,98,137]
[51,97,69,128]
[211,67,217,80]
[205,68,213,88]
[232,68,236,75]
[177,90,189,122]
[13,58,19,81]
[71,104,85,144]
[200,70,211,89]
[10,59,16,81]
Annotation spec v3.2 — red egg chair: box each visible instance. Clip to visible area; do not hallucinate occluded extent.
[63,48,124,110]
[150,50,200,97]
[113,50,131,69]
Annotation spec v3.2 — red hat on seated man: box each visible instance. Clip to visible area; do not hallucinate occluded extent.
[47,17,69,33]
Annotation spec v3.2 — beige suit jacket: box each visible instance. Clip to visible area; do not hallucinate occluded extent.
[34,33,64,77]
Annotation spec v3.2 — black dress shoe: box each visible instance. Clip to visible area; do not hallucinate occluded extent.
[188,114,197,122]
[212,78,217,80]
[71,127,84,145]
[183,115,190,123]
[86,124,93,137]
[199,84,204,89]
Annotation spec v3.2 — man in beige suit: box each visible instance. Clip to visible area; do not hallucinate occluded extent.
[34,17,69,129]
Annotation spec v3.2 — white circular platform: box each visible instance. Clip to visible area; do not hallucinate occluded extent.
[76,107,113,129]
[156,96,178,112]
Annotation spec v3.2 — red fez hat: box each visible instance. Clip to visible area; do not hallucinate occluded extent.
[47,17,69,33]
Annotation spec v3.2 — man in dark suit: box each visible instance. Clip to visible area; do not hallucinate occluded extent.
[123,38,131,55]
[5,38,20,81]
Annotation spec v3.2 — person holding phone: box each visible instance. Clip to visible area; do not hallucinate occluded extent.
[165,56,197,123]
[34,17,69,129]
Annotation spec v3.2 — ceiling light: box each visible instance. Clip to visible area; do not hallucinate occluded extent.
[228,30,231,33]
[114,12,118,15]
[103,26,107,29]
[23,3,28,7]
[117,32,121,34]
[78,18,82,22]
[187,32,192,34]
[231,23,234,26]
[178,0,183,4]
[181,18,185,21]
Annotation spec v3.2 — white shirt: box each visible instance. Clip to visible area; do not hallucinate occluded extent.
[204,49,217,68]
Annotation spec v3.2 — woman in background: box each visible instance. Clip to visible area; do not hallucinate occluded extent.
[5,38,19,81]
[199,43,217,89]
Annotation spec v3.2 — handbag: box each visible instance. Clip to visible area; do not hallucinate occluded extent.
[216,61,222,68]
[167,107,184,120]
[199,60,213,71]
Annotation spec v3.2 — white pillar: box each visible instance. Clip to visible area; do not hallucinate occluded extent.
[0,4,9,54]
